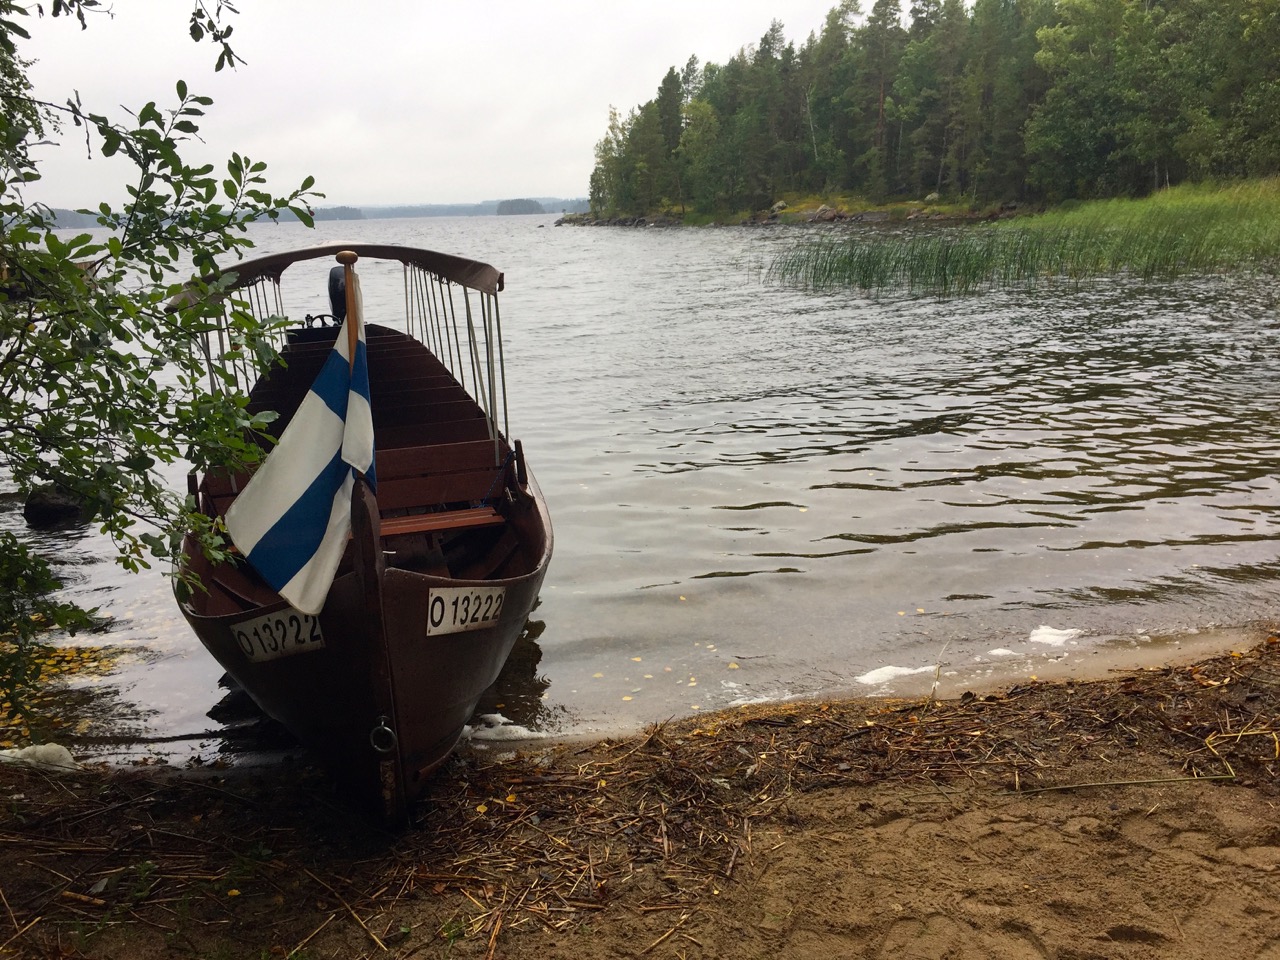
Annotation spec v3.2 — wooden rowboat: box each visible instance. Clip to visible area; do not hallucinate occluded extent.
[175,244,552,826]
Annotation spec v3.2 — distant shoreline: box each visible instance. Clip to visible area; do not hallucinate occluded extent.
[44,198,591,228]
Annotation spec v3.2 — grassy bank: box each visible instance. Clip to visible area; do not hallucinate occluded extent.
[769,179,1280,295]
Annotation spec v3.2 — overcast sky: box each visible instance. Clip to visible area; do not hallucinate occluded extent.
[20,1,843,208]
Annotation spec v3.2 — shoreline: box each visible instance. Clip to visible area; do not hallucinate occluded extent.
[463,621,1278,757]
[3,632,1279,958]
[4,621,1274,770]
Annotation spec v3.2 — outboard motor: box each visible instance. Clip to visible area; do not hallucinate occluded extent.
[328,264,347,323]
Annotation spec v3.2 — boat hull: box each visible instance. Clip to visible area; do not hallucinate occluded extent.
[173,246,552,826]
[179,473,550,819]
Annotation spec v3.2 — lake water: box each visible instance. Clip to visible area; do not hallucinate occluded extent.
[8,213,1280,757]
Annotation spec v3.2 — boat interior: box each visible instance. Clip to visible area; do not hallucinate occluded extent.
[179,246,538,620]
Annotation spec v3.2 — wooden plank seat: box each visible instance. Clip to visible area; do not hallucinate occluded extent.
[247,366,458,410]
[372,400,489,429]
[280,337,450,361]
[376,465,507,511]
[251,343,457,392]
[376,419,493,447]
[368,384,473,404]
[379,506,503,538]
[259,357,455,387]
[374,438,504,476]
[281,326,405,347]
[263,400,486,436]
[375,438,511,536]
[249,344,457,386]
[202,494,506,540]
[202,459,509,523]
[279,340,450,361]
[370,374,464,395]
[248,384,472,414]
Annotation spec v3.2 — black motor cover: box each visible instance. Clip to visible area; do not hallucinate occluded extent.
[328,265,347,322]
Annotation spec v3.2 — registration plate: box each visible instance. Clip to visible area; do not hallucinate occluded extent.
[426,586,507,636]
[231,609,325,663]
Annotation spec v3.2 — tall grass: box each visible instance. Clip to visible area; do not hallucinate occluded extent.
[769,179,1280,295]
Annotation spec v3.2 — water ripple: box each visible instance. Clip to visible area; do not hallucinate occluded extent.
[24,220,1280,744]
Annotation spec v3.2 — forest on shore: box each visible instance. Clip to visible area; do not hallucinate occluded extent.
[588,0,1280,219]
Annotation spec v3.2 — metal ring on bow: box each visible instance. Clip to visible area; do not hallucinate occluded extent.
[369,716,398,754]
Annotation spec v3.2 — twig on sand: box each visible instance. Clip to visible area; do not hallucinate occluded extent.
[1006,773,1236,796]
[641,911,692,954]
[302,866,386,952]
[292,912,337,956]
[485,907,504,960]
[0,915,42,955]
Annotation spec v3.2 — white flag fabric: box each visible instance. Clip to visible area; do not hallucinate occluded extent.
[225,274,375,615]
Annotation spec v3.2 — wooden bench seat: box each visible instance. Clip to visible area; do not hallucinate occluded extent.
[375,418,492,448]
[248,384,472,414]
[379,506,503,538]
[374,438,511,512]
[202,437,511,536]
[260,400,485,437]
[374,438,504,476]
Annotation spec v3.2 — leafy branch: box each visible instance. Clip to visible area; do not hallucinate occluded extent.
[0,0,319,713]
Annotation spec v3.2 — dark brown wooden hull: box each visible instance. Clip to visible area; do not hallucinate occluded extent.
[177,318,552,825]
[179,484,549,818]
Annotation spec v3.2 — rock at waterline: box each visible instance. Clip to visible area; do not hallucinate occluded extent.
[23,485,91,528]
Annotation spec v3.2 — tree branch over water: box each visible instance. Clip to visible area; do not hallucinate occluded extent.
[0,0,317,714]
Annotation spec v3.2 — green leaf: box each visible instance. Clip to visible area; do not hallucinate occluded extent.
[0,18,30,42]
[138,101,164,128]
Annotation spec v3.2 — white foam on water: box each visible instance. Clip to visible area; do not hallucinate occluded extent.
[463,713,546,742]
[0,743,79,770]
[725,690,801,708]
[1028,625,1084,647]
[855,664,935,686]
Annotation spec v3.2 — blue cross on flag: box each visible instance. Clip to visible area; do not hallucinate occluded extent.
[224,273,376,615]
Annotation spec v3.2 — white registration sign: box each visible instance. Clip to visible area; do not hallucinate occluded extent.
[232,609,325,663]
[426,586,507,636]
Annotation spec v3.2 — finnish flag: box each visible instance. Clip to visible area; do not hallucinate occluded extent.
[225,274,376,616]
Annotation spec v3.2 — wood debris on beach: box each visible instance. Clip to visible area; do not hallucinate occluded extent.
[0,634,1277,958]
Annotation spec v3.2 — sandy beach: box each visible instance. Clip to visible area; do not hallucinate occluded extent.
[2,629,1279,959]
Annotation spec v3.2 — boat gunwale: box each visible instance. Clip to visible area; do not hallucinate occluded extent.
[175,242,505,302]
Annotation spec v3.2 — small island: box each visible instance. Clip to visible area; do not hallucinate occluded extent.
[495,198,546,216]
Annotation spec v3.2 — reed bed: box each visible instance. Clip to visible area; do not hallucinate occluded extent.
[770,179,1280,295]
